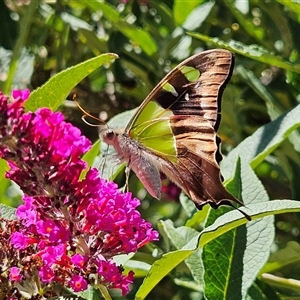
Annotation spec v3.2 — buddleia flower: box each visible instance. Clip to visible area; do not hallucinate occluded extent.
[0,90,159,298]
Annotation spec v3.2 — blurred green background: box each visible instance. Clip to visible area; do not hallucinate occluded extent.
[2,1,300,299]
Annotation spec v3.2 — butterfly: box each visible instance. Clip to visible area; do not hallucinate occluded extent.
[83,49,249,219]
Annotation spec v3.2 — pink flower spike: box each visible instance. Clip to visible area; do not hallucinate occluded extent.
[117,270,135,296]
[10,232,32,249]
[39,266,55,283]
[71,254,88,268]
[36,219,70,243]
[16,195,37,226]
[9,267,22,282]
[0,90,159,296]
[12,89,30,101]
[69,274,88,292]
[41,244,68,266]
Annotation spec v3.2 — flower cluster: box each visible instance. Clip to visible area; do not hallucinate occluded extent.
[0,90,159,298]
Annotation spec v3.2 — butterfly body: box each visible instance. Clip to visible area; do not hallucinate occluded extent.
[99,49,246,212]
[100,129,162,198]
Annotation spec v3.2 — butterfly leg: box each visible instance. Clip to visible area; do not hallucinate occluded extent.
[98,148,122,180]
[118,165,131,193]
[124,164,131,192]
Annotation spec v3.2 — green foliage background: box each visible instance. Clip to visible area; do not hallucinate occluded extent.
[2,1,300,299]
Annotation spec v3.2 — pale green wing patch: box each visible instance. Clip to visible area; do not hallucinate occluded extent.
[124,59,201,164]
[180,65,200,82]
[131,101,173,127]
[125,62,200,131]
[162,81,179,96]
[130,114,177,161]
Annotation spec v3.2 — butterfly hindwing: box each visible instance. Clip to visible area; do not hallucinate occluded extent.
[160,115,237,208]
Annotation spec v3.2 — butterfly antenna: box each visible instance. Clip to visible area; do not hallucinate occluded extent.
[73,94,107,127]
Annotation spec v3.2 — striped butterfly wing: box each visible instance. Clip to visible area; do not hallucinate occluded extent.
[125,49,243,210]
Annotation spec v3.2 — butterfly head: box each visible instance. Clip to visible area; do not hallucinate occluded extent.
[99,128,118,146]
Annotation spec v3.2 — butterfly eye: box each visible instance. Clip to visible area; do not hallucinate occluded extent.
[105,129,115,140]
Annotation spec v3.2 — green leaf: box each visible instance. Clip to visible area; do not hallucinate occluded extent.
[173,0,205,26]
[0,159,16,206]
[228,157,270,205]
[3,0,38,93]
[179,193,199,219]
[261,241,300,274]
[221,104,300,181]
[135,199,300,299]
[111,253,150,278]
[179,1,214,31]
[247,281,280,300]
[82,139,101,169]
[198,201,300,246]
[161,220,204,284]
[0,47,34,92]
[0,158,9,181]
[224,1,265,41]
[150,2,176,32]
[259,273,300,296]
[185,205,210,228]
[203,158,274,300]
[189,33,300,72]
[77,28,109,54]
[0,203,16,220]
[123,259,151,278]
[25,53,118,112]
[76,285,100,300]
[85,1,157,56]
[276,0,300,15]
[80,140,101,180]
[135,244,196,300]
[236,64,284,120]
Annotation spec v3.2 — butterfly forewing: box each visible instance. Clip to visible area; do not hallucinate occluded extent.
[126,49,234,132]
[125,49,242,209]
